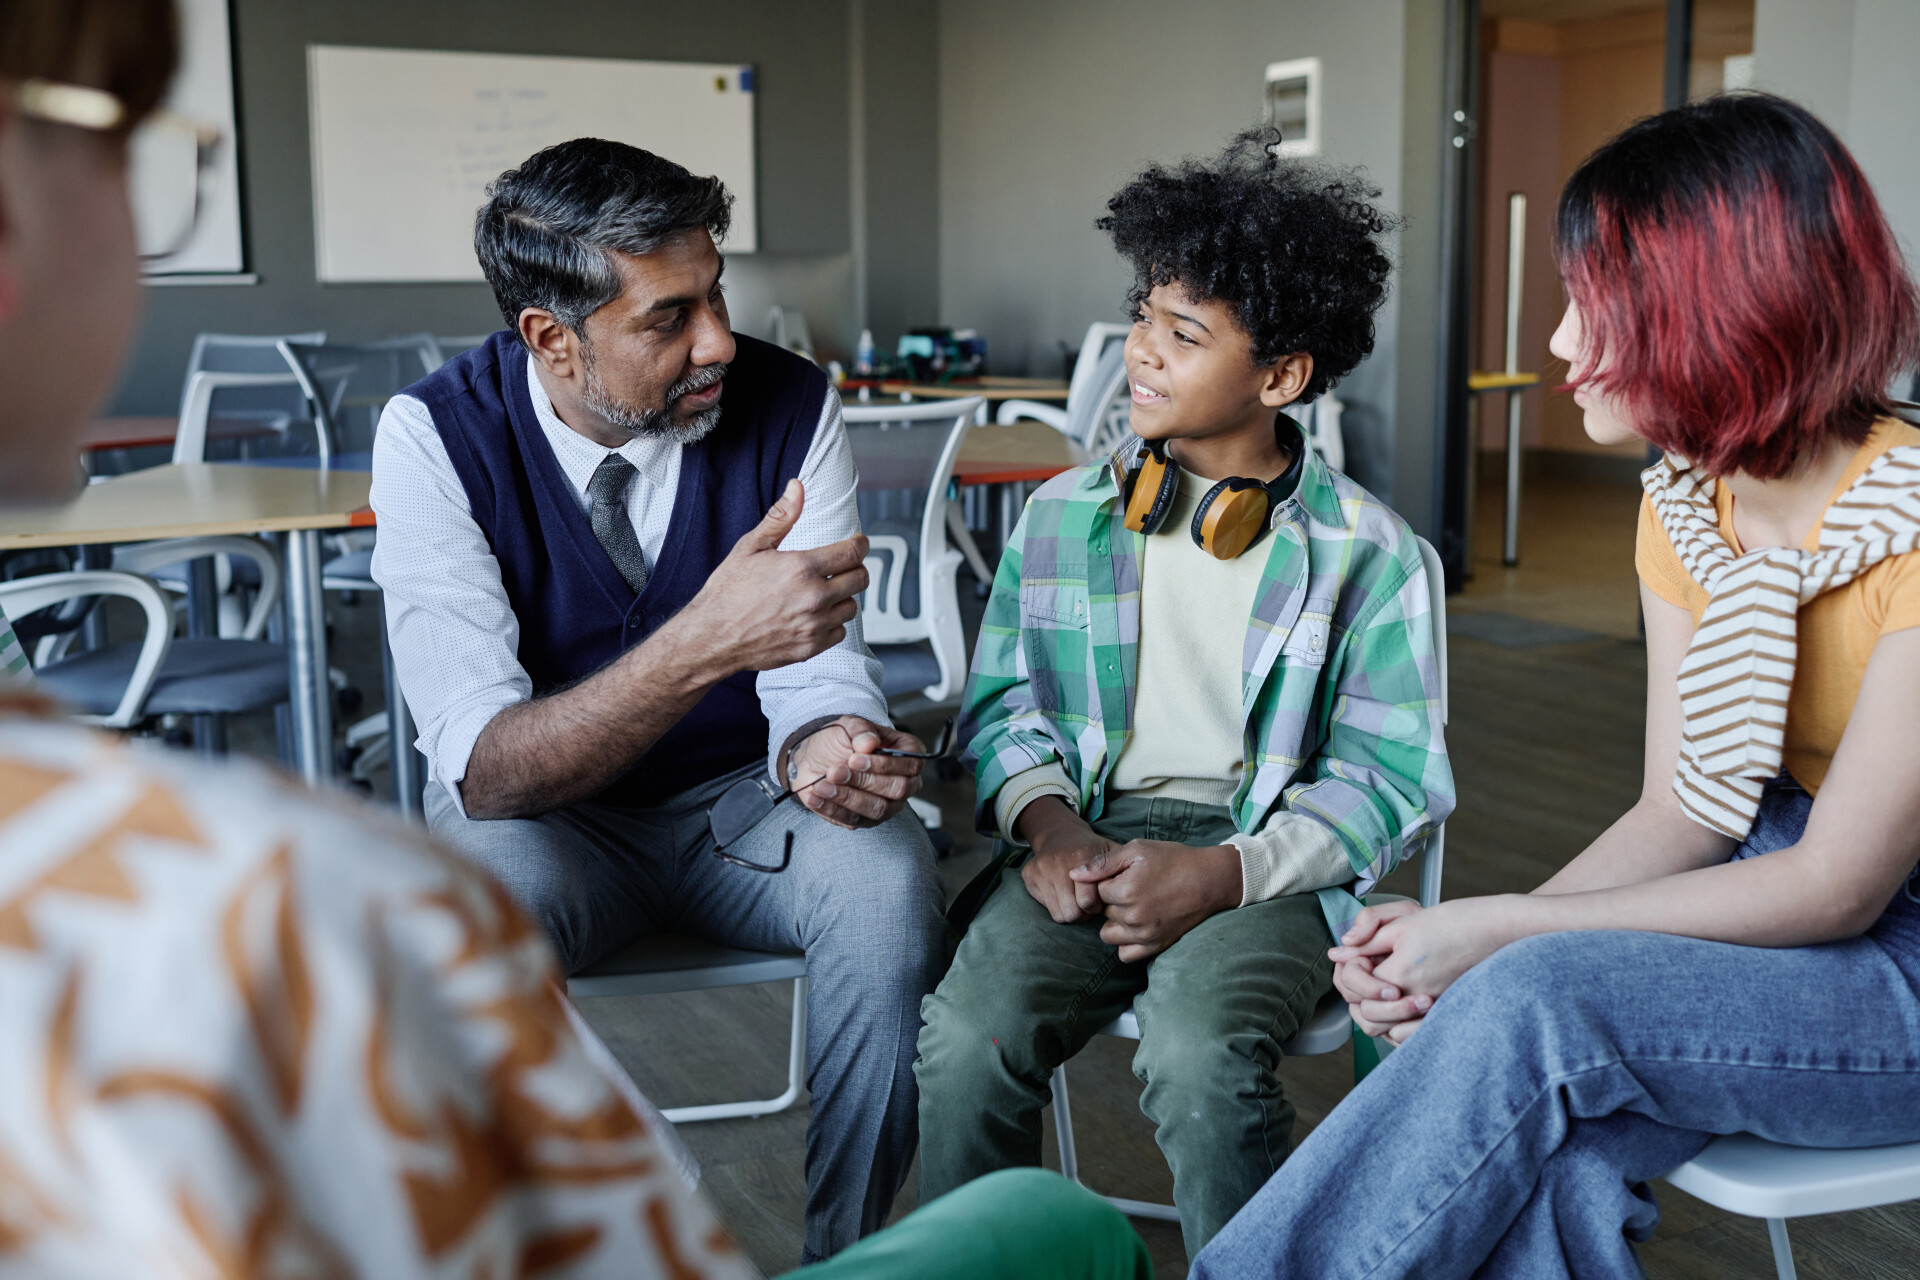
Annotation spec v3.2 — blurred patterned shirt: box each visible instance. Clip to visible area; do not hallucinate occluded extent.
[0,706,754,1279]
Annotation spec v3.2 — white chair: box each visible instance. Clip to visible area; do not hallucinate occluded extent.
[0,571,173,727]
[1049,534,1449,1222]
[1001,330,1134,462]
[174,331,327,466]
[1302,395,1346,473]
[1665,1134,1920,1279]
[843,397,983,705]
[566,933,808,1125]
[997,321,1132,438]
[5,548,290,739]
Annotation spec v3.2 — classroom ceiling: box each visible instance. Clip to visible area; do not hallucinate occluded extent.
[1480,0,1661,22]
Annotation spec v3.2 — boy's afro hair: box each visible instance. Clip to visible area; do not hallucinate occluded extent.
[1097,127,1395,402]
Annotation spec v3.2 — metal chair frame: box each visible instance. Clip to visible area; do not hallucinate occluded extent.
[566,934,809,1125]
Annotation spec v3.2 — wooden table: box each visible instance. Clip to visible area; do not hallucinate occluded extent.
[81,415,281,456]
[954,419,1090,485]
[942,420,1091,586]
[0,463,374,784]
[879,376,1070,402]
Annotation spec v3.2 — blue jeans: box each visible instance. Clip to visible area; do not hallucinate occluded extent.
[1195,776,1920,1279]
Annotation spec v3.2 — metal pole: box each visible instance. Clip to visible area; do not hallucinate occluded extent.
[284,529,332,785]
[1502,191,1527,568]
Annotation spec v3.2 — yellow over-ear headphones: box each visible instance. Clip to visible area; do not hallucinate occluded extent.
[1111,412,1308,560]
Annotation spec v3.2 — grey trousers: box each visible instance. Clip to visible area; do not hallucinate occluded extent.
[425,764,946,1263]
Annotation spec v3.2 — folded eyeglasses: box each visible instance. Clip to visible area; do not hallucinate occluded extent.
[707,719,956,872]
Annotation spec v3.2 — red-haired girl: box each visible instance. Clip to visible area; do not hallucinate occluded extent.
[1194,93,1920,1279]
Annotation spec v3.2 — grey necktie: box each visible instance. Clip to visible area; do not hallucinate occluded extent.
[586,454,649,594]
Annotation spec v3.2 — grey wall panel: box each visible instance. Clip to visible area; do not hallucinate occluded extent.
[111,0,874,414]
[935,0,1422,501]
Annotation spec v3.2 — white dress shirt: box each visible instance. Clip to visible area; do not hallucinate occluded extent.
[371,352,886,815]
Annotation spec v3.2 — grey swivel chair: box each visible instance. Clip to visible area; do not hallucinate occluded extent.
[6,544,290,745]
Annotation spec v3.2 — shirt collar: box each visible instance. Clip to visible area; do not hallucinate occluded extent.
[1077,420,1348,531]
[525,354,678,495]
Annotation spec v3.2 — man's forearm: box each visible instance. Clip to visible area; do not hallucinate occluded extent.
[460,618,723,819]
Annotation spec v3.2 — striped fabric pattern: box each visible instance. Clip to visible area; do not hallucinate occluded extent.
[1645,444,1920,837]
[0,604,30,686]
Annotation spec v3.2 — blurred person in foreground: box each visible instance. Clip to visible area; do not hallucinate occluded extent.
[0,2,1147,1276]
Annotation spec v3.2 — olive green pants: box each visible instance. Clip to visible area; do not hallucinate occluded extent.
[913,795,1335,1258]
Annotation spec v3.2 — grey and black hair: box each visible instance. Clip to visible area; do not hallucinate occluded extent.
[474,137,733,347]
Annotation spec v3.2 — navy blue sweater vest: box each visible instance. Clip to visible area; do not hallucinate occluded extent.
[411,330,825,808]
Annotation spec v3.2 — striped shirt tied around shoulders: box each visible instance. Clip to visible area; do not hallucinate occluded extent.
[1645,444,1920,838]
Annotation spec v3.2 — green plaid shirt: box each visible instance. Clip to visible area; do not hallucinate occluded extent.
[958,439,1453,937]
[0,604,29,687]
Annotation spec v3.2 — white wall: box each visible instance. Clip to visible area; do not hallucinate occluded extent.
[1754,0,1920,281]
[936,0,1427,504]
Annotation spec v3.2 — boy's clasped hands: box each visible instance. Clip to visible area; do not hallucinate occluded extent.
[1014,795,1245,962]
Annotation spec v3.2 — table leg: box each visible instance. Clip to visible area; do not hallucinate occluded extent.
[285,529,332,785]
[945,504,995,591]
[186,555,225,755]
[381,615,424,817]
[1503,389,1523,567]
[79,544,111,652]
[997,482,1023,562]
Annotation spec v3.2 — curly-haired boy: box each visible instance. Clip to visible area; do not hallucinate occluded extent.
[914,129,1456,1257]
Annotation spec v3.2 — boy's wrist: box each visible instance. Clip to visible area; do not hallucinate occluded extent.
[1017,795,1091,854]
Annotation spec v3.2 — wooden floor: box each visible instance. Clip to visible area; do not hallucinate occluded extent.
[569,471,1920,1278]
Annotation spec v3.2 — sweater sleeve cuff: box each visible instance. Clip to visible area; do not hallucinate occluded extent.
[1225,814,1354,907]
[993,762,1078,843]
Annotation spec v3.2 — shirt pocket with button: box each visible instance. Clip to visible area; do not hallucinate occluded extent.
[1019,575,1095,718]
[1281,596,1337,667]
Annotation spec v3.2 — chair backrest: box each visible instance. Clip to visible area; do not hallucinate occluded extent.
[175,332,327,465]
[1066,322,1131,411]
[1414,534,1447,908]
[1067,340,1132,456]
[841,397,980,635]
[187,331,326,376]
[428,334,494,367]
[281,337,441,461]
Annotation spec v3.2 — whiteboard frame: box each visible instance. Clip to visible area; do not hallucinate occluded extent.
[140,0,246,279]
[307,45,758,285]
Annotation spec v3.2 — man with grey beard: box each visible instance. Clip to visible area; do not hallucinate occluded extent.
[369,138,944,1263]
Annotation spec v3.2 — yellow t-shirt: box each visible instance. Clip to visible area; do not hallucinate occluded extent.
[1635,416,1920,793]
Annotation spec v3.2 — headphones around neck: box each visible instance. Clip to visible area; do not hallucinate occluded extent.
[1112,412,1309,560]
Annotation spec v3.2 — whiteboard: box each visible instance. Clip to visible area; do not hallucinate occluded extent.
[138,0,244,277]
[307,45,757,283]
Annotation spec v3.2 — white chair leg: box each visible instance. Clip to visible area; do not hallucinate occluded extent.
[1767,1218,1798,1280]
[662,974,809,1125]
[1050,1064,1080,1183]
[945,505,994,587]
[1048,1060,1180,1222]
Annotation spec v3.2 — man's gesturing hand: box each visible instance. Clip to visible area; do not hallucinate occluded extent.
[1069,840,1243,963]
[789,717,925,830]
[681,479,871,674]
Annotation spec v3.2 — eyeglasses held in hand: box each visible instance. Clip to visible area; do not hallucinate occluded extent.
[707,719,958,872]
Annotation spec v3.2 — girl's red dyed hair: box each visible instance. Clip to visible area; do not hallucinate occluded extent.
[1557,94,1918,479]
